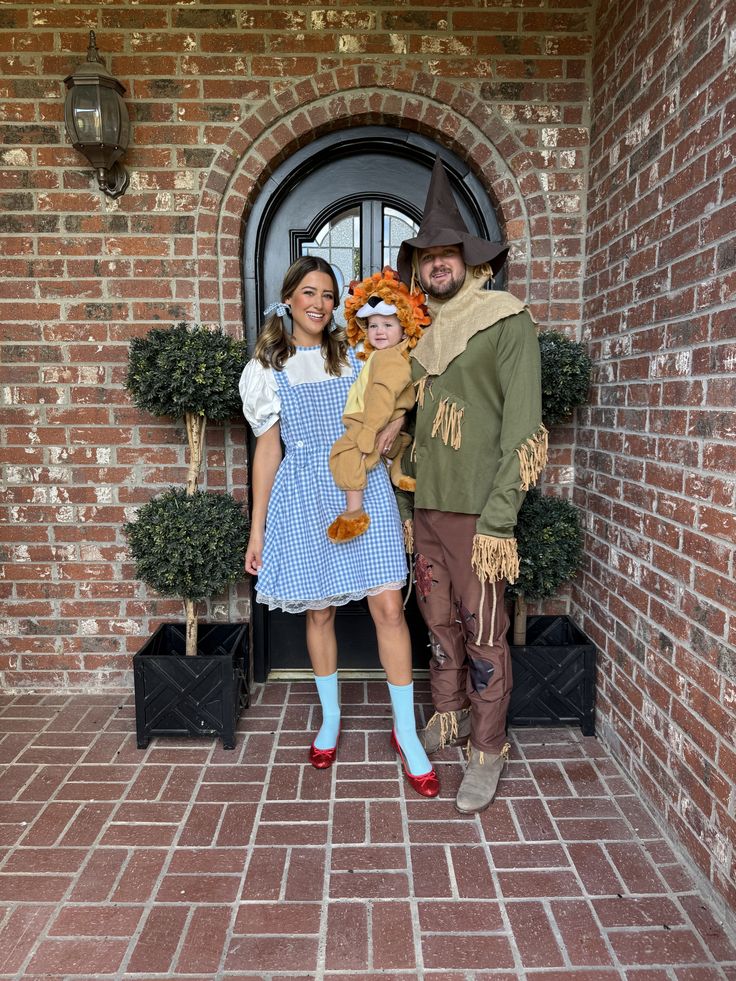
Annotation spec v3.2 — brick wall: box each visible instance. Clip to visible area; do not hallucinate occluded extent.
[1,0,593,686]
[580,0,736,910]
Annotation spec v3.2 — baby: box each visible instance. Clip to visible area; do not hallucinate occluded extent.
[327,267,429,543]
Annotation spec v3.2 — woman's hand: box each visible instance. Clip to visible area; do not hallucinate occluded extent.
[376,415,405,456]
[245,423,282,578]
[244,533,264,576]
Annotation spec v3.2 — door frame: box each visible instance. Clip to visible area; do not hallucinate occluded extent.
[242,127,505,682]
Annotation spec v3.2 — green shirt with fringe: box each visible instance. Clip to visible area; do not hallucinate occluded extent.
[398,309,546,549]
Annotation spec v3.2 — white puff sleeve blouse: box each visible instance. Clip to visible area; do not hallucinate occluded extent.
[239,359,280,436]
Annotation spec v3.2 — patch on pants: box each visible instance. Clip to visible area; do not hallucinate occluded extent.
[429,634,448,667]
[415,553,435,600]
[456,599,476,639]
[468,655,494,693]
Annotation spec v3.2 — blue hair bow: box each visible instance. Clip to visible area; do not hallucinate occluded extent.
[264,301,290,318]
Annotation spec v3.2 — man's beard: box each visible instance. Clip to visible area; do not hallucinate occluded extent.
[419,266,466,300]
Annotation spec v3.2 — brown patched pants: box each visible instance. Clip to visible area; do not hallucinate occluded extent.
[414,508,512,754]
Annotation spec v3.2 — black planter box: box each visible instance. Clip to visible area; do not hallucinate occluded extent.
[133,622,249,750]
[508,614,596,735]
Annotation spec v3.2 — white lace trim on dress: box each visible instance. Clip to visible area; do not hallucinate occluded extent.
[257,580,406,614]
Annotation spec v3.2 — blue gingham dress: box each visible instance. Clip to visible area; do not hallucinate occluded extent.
[254,346,407,612]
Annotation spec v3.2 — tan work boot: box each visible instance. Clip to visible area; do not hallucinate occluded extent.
[418,708,471,754]
[455,742,510,814]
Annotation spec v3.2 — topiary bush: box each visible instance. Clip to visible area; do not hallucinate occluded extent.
[124,322,249,655]
[504,332,590,643]
[127,322,247,422]
[508,488,584,644]
[125,488,250,602]
[509,488,583,602]
[538,330,591,426]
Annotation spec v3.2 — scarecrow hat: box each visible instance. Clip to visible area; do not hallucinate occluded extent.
[396,155,509,285]
[344,266,430,361]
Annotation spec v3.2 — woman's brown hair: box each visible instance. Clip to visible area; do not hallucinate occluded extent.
[253,256,347,376]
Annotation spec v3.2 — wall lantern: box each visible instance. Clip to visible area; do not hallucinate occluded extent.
[63,30,130,199]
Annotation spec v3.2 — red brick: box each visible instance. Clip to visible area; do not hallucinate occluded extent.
[608,928,708,965]
[49,904,143,937]
[449,844,497,898]
[421,933,515,970]
[284,846,326,901]
[127,905,188,974]
[224,935,319,972]
[332,800,367,843]
[507,900,564,968]
[232,902,321,935]
[551,899,613,965]
[68,848,127,901]
[156,873,241,903]
[416,900,502,935]
[176,905,231,974]
[110,849,168,902]
[241,847,287,901]
[0,905,55,972]
[330,869,409,900]
[410,844,452,898]
[369,799,405,842]
[593,895,687,928]
[566,844,623,895]
[372,901,417,969]
[512,799,559,840]
[325,902,368,969]
[177,803,222,847]
[26,938,128,975]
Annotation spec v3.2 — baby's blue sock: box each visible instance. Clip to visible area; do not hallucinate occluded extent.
[313,670,340,750]
[388,681,432,776]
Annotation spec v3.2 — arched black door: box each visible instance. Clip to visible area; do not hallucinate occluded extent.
[243,129,504,680]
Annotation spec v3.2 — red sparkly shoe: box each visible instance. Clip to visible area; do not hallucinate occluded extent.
[308,727,340,769]
[390,730,440,798]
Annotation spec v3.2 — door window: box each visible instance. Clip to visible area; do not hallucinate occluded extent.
[383,206,419,270]
[301,207,360,326]
[301,204,419,325]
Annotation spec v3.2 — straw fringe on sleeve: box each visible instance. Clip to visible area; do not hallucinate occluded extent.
[517,423,549,491]
[403,519,414,554]
[471,533,520,585]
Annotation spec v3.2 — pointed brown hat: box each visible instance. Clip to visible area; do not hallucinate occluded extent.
[397,155,509,285]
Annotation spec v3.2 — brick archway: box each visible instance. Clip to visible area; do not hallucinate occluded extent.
[192,66,552,334]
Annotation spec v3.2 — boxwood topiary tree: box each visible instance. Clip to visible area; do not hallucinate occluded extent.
[508,488,583,644]
[126,322,248,492]
[124,488,250,652]
[124,323,249,656]
[538,330,592,427]
[507,330,591,643]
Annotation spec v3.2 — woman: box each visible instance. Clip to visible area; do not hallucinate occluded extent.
[240,256,438,797]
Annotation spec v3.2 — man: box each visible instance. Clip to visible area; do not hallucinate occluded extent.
[396,156,547,814]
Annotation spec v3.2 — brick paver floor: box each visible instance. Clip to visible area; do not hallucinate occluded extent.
[0,681,734,980]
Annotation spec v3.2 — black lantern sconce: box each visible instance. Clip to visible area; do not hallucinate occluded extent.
[63,30,130,199]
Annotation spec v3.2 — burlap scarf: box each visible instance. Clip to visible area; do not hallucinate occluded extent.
[412,272,528,376]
